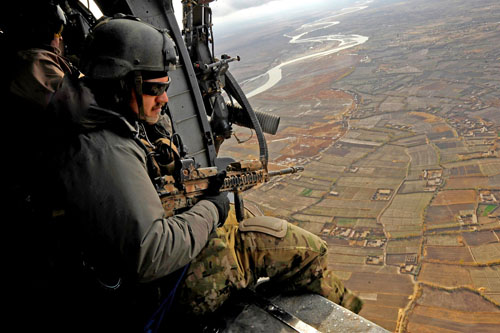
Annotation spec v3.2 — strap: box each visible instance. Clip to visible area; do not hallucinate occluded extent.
[134,71,145,120]
[133,127,161,181]
[144,264,190,333]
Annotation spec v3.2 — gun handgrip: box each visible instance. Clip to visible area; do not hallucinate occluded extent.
[234,190,245,222]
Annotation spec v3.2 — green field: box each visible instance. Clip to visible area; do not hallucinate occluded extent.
[300,188,313,197]
[481,204,498,216]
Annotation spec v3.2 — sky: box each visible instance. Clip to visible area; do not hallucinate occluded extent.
[176,0,330,19]
[173,0,344,29]
[81,0,350,30]
[79,0,103,17]
[78,0,364,45]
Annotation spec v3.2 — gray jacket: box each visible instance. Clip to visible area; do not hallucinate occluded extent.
[57,105,219,284]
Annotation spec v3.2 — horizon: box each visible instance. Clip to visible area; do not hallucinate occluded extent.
[80,0,361,34]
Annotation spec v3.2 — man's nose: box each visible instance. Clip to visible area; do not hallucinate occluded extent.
[157,92,168,103]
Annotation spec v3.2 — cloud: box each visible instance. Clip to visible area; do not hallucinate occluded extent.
[173,0,342,30]
[173,0,298,27]
[210,0,276,17]
[211,0,332,25]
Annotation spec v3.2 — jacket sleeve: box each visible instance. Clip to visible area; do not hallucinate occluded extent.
[10,49,71,109]
[61,131,219,283]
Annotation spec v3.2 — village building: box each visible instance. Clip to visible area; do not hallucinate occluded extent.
[366,255,384,265]
[367,239,385,247]
[373,189,392,200]
[480,191,498,203]
[457,210,478,225]
[399,264,415,274]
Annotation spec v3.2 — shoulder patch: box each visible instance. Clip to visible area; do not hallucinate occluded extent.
[239,216,287,238]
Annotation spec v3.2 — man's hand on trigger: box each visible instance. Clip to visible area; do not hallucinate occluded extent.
[203,170,229,226]
[202,192,229,227]
[208,170,227,194]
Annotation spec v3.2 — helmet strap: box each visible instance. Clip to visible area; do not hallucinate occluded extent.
[133,71,146,120]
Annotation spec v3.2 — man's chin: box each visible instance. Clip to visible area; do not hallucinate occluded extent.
[142,114,160,125]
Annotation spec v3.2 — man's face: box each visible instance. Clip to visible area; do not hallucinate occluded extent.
[50,34,64,54]
[129,76,170,124]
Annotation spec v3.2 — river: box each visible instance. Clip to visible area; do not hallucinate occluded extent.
[244,1,372,98]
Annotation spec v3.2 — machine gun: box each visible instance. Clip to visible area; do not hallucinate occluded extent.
[180,0,280,157]
[157,158,303,220]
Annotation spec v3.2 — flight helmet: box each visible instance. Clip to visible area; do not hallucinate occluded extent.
[80,15,177,81]
[80,15,177,120]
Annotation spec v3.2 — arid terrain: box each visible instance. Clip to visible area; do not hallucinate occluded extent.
[217,0,500,331]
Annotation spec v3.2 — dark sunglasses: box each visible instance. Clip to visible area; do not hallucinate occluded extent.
[142,77,171,96]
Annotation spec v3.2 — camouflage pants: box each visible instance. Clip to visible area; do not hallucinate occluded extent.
[176,210,362,316]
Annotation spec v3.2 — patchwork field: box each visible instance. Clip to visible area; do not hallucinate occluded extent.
[406,285,500,332]
[346,272,415,331]
[424,246,474,263]
[418,263,473,287]
[462,230,499,246]
[380,193,433,238]
[431,190,477,206]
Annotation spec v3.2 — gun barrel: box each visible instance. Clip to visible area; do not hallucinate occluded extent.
[268,166,304,177]
[204,56,240,70]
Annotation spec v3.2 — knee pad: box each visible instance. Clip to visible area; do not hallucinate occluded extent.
[238,216,287,238]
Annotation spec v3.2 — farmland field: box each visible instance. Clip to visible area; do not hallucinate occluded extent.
[335,176,402,189]
[444,176,490,189]
[424,246,474,263]
[346,272,414,295]
[425,203,475,228]
[431,190,477,206]
[477,204,498,217]
[426,234,462,246]
[479,159,500,176]
[306,198,387,218]
[392,134,428,147]
[469,266,500,295]
[407,144,439,168]
[386,238,421,254]
[462,230,499,246]
[398,180,428,194]
[407,285,500,332]
[328,186,375,200]
[470,243,500,263]
[418,263,473,287]
[380,193,433,237]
